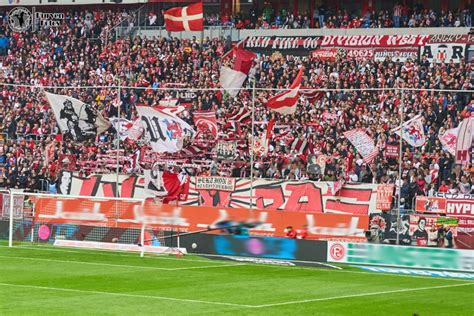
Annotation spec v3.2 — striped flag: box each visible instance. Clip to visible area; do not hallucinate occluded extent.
[266,68,303,115]
[288,137,308,154]
[300,87,325,104]
[343,129,378,163]
[227,106,251,124]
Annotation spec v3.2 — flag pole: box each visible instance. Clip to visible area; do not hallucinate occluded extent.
[115,77,121,227]
[249,79,256,211]
[396,89,404,245]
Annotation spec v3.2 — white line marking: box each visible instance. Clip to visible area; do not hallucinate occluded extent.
[170,263,245,271]
[254,283,474,308]
[0,255,243,271]
[0,282,471,309]
[2,245,473,282]
[0,282,251,308]
[0,245,215,263]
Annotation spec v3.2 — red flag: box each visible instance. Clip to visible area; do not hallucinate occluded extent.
[164,2,203,32]
[193,110,218,139]
[266,68,303,115]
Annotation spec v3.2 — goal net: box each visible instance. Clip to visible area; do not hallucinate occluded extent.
[1,192,185,255]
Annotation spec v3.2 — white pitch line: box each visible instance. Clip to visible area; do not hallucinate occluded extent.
[0,281,471,309]
[0,255,243,272]
[170,263,245,270]
[0,282,252,308]
[0,245,216,263]
[254,283,474,308]
[1,245,473,282]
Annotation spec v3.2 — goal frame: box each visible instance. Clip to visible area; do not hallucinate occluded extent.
[5,191,187,256]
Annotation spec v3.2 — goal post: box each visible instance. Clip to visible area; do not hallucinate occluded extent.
[2,191,186,255]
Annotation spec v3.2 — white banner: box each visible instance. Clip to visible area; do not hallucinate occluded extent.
[136,106,195,153]
[45,92,111,142]
[420,43,466,63]
[456,117,474,165]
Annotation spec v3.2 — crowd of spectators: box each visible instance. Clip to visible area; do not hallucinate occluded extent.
[203,3,473,29]
[141,3,473,30]
[0,7,473,210]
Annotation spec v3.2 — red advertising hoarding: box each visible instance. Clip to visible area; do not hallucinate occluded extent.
[33,197,369,241]
[415,196,474,218]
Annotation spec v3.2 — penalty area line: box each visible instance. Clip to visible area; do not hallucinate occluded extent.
[0,282,253,308]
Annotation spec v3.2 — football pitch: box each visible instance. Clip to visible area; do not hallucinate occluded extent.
[0,243,473,315]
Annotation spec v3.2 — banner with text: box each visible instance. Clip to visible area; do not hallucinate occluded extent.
[59,172,391,214]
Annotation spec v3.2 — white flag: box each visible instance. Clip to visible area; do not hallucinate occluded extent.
[456,117,474,165]
[136,106,195,153]
[391,115,426,147]
[438,127,458,156]
[45,92,111,142]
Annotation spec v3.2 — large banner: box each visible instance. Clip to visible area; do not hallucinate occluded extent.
[327,242,474,272]
[182,177,387,215]
[244,36,320,55]
[33,198,368,241]
[319,35,429,48]
[59,172,391,214]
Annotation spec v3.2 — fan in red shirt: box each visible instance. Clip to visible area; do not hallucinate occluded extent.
[285,226,297,239]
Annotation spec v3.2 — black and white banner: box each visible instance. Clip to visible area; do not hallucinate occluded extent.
[216,141,237,160]
[45,92,111,142]
[420,43,466,63]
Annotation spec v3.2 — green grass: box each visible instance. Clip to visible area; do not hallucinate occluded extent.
[0,243,473,315]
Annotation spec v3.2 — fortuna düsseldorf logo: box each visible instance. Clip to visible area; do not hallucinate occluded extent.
[329,243,345,260]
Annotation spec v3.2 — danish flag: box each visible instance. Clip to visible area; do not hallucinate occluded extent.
[164,2,203,32]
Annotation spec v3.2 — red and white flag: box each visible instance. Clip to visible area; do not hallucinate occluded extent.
[391,115,426,147]
[439,127,458,156]
[343,129,378,163]
[226,106,251,124]
[266,68,303,115]
[456,117,474,165]
[193,110,218,139]
[219,48,256,98]
[262,119,274,155]
[300,87,325,104]
[164,2,203,32]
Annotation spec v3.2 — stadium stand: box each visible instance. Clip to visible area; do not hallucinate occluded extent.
[0,4,472,213]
